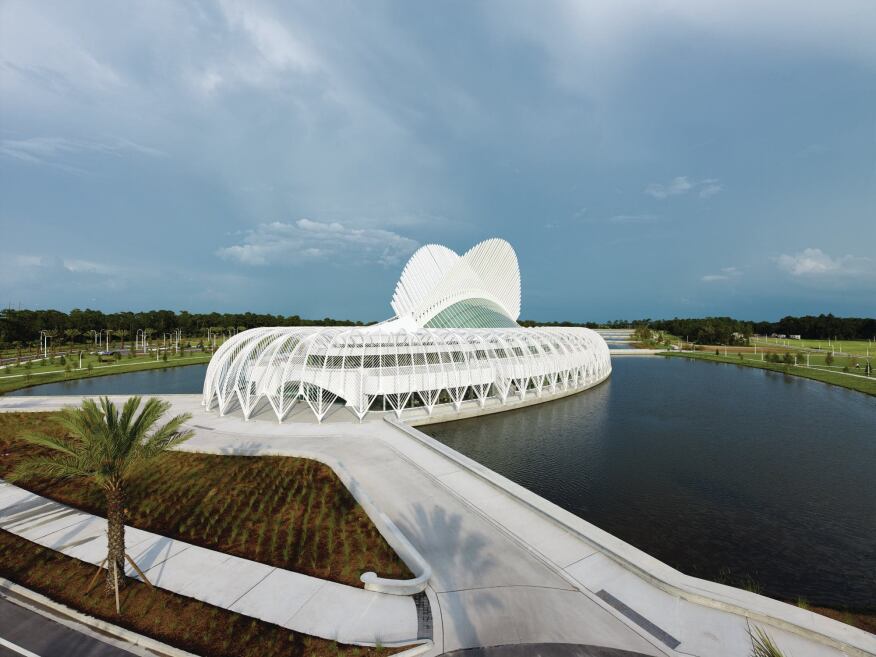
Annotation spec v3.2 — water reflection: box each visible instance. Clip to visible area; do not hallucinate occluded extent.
[425,357,876,610]
[6,364,208,396]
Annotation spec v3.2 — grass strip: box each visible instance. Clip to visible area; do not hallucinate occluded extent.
[660,352,876,397]
[0,529,397,657]
[0,356,211,395]
[0,412,412,587]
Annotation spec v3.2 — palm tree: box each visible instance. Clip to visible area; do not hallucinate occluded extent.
[115,329,129,352]
[8,396,193,602]
[63,328,79,348]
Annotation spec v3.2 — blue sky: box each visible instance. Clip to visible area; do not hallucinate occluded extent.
[1,1,874,322]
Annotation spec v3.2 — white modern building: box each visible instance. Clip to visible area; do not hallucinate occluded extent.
[202,238,611,422]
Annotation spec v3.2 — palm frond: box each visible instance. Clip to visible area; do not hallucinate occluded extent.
[9,396,191,488]
[14,431,77,456]
[118,396,143,436]
[8,453,92,483]
[136,410,193,462]
[129,398,172,445]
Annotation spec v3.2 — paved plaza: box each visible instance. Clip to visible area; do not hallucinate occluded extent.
[1,394,873,657]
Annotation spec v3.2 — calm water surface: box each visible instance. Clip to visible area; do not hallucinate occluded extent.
[6,365,208,396]
[8,358,875,608]
[425,357,876,609]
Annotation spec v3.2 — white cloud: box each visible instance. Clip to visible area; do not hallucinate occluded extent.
[0,254,125,291]
[698,179,724,198]
[217,219,419,267]
[645,176,722,200]
[63,259,116,275]
[0,136,164,167]
[701,266,741,282]
[485,1,876,102]
[775,248,872,277]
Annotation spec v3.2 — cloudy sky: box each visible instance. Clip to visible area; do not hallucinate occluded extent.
[1,1,874,322]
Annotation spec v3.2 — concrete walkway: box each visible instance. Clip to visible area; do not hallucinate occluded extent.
[1,395,874,657]
[0,482,419,647]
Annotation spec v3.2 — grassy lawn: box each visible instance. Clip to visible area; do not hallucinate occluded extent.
[0,530,397,657]
[661,351,876,397]
[0,413,412,587]
[0,352,212,395]
[750,337,875,355]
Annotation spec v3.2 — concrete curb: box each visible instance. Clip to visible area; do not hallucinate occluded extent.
[388,418,876,657]
[1,577,431,656]
[175,441,432,596]
[0,577,202,657]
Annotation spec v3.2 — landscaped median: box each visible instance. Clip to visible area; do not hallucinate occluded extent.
[660,351,876,397]
[0,411,417,656]
[0,352,212,395]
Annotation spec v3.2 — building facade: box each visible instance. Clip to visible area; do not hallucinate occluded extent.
[202,239,611,422]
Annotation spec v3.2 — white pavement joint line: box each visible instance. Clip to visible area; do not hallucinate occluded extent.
[227,567,276,609]
[563,550,601,570]
[390,418,876,657]
[0,636,42,657]
[284,580,327,627]
[0,579,202,657]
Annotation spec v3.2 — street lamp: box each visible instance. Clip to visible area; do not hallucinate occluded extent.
[39,330,49,359]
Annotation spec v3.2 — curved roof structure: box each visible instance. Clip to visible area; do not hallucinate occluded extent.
[390,238,521,329]
[203,326,610,422]
[203,238,610,422]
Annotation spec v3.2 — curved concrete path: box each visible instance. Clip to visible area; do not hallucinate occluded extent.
[2,395,873,657]
[0,482,419,647]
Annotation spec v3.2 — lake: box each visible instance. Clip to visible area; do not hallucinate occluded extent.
[424,357,876,610]
[6,357,875,609]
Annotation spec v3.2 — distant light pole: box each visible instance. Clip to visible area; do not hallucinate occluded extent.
[39,330,49,359]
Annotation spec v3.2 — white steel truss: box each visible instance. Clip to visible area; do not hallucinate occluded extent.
[201,238,612,423]
[203,326,611,423]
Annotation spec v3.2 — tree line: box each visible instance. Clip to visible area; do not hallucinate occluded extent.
[1,307,872,348]
[0,308,369,347]
[648,314,876,344]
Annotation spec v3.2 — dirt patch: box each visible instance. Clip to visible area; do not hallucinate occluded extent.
[0,530,399,657]
[0,412,412,587]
